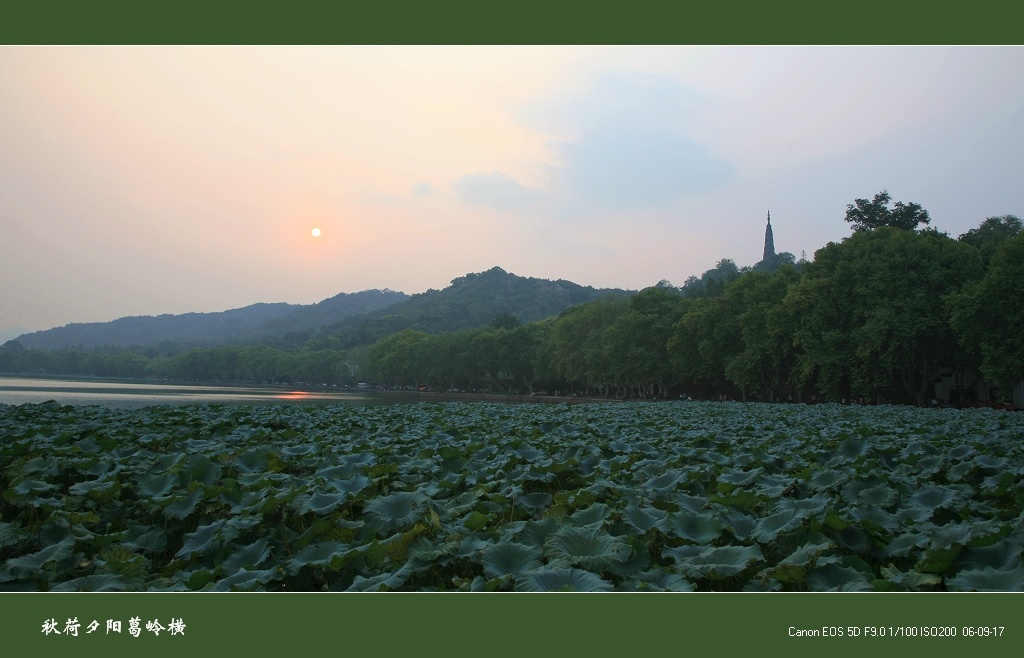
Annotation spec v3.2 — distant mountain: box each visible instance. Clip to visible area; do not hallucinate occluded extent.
[0,326,31,343]
[319,267,632,348]
[244,289,410,340]
[15,267,630,352]
[15,290,409,351]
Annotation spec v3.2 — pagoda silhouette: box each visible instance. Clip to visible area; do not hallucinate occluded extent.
[763,209,776,261]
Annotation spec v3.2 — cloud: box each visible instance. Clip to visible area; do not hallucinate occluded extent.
[451,171,543,212]
[518,70,733,214]
[412,181,435,196]
[523,70,703,137]
[551,126,734,210]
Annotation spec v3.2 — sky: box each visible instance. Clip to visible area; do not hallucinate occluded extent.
[2,46,1024,338]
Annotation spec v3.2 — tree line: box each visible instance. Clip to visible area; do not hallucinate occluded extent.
[362,200,1022,406]
[0,343,368,387]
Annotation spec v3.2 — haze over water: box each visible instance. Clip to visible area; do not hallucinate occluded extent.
[0,376,385,409]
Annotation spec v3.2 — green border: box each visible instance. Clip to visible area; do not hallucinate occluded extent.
[1,1,1020,45]
[2,4,1020,658]
[2,592,1020,657]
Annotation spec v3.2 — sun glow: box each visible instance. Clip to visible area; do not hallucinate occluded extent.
[311,227,321,237]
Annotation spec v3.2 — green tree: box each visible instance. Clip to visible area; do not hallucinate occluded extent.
[682,259,741,298]
[948,232,1024,389]
[721,266,802,401]
[844,190,931,232]
[785,227,982,404]
[501,323,548,394]
[602,286,688,398]
[367,329,430,387]
[668,295,738,396]
[958,214,1023,268]
[549,297,630,395]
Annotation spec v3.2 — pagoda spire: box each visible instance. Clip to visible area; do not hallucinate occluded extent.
[762,209,776,261]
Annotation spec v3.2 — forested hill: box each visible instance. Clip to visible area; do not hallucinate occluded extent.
[12,267,629,352]
[14,289,409,351]
[314,267,632,348]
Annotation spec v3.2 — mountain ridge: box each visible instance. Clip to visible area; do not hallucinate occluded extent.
[13,267,632,351]
[14,289,409,351]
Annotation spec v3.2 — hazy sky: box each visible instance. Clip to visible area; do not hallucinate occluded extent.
[2,46,1023,337]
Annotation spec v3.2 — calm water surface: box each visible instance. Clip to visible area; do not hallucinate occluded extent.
[0,376,390,409]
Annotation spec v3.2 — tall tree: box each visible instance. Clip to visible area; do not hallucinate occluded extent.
[722,266,802,401]
[785,227,981,404]
[668,295,739,396]
[844,190,931,232]
[549,297,630,394]
[681,259,741,298]
[367,329,430,386]
[948,232,1024,390]
[958,214,1023,267]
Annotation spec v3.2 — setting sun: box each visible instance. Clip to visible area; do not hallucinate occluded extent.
[311,227,321,237]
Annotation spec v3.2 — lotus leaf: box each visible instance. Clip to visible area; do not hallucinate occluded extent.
[481,541,543,579]
[213,567,281,591]
[770,541,836,581]
[519,518,561,547]
[621,569,694,592]
[221,538,272,574]
[286,541,351,574]
[184,454,222,485]
[364,491,428,534]
[621,504,669,533]
[0,522,20,547]
[345,561,417,592]
[163,490,202,519]
[122,525,167,553]
[3,537,76,576]
[805,564,873,591]
[854,482,897,507]
[927,521,977,551]
[566,502,611,527]
[884,532,929,558]
[916,545,964,573]
[809,469,848,491]
[721,510,758,541]
[176,520,235,559]
[954,541,1022,571]
[673,493,710,513]
[11,478,57,496]
[543,525,631,570]
[516,492,553,512]
[879,564,941,590]
[945,565,1024,592]
[751,509,806,543]
[292,491,348,515]
[232,449,269,474]
[775,493,830,517]
[516,568,613,592]
[665,510,723,544]
[644,470,682,492]
[51,574,129,592]
[68,477,117,497]
[678,545,765,580]
[910,485,960,512]
[846,505,900,533]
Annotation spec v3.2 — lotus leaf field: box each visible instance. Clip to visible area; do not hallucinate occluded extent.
[2,400,1023,592]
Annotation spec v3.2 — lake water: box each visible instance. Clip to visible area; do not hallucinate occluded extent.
[0,376,392,409]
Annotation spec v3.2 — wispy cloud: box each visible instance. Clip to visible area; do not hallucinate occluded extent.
[451,171,543,212]
[551,126,733,210]
[412,181,435,196]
